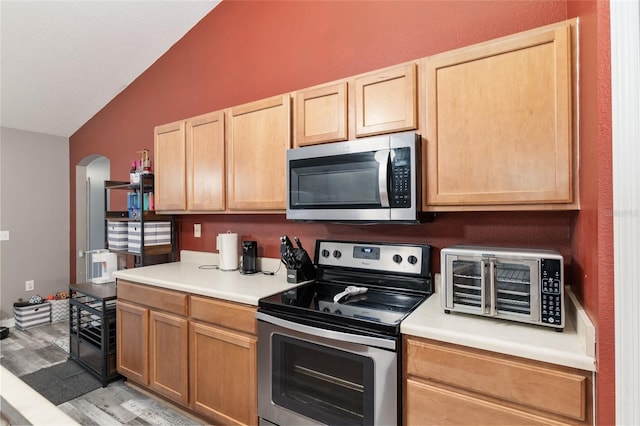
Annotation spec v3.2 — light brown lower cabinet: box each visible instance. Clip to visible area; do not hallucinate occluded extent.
[149,311,189,406]
[403,335,593,425]
[116,280,258,425]
[190,322,258,425]
[189,295,258,425]
[116,300,149,384]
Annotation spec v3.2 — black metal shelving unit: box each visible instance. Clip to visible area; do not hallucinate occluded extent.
[69,282,119,386]
[104,174,176,267]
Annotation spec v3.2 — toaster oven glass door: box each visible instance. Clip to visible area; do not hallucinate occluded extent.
[445,255,540,321]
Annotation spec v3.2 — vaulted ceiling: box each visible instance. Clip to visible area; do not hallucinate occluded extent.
[0,0,220,138]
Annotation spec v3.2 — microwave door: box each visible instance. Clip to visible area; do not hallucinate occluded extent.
[288,151,392,221]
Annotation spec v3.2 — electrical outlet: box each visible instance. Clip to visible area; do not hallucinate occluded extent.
[25,280,34,291]
[0,230,9,241]
[194,223,202,238]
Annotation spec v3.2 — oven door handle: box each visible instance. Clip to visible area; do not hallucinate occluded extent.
[256,312,396,351]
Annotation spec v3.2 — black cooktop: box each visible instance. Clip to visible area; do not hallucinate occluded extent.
[258,240,432,336]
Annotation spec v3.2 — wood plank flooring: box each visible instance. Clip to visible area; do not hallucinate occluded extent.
[0,321,204,425]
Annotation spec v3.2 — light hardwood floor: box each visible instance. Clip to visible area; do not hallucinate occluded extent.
[0,321,204,425]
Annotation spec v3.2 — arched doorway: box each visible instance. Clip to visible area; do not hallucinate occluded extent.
[75,155,110,283]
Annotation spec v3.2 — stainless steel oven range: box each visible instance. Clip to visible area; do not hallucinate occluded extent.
[257,240,432,426]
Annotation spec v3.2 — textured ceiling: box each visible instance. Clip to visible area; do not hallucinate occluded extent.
[0,0,220,138]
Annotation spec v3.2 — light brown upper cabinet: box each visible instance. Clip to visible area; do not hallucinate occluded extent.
[154,111,226,213]
[424,20,577,211]
[354,63,417,137]
[226,95,291,211]
[186,111,226,212]
[154,120,186,211]
[293,62,418,147]
[295,81,348,147]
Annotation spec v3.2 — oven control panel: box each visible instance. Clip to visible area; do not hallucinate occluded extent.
[315,240,429,275]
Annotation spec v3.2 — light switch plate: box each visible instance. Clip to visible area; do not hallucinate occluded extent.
[194,223,201,238]
[0,231,9,241]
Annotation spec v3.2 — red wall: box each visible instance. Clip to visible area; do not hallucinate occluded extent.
[566,1,614,424]
[69,0,614,422]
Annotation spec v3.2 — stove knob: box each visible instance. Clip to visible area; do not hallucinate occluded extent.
[408,255,418,265]
[393,254,403,263]
[321,249,330,258]
[333,250,342,259]
[334,309,342,316]
[322,307,331,313]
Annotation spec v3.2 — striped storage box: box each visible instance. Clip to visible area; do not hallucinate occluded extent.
[128,222,151,253]
[128,222,172,252]
[50,299,69,323]
[149,222,172,245]
[107,221,128,250]
[14,302,51,330]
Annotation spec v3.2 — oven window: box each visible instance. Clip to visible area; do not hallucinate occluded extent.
[272,334,374,425]
[495,262,531,315]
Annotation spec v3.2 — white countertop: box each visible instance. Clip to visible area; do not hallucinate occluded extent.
[112,250,301,306]
[113,255,596,372]
[1,366,80,426]
[401,275,597,371]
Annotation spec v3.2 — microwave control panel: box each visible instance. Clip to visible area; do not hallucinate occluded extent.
[540,258,563,325]
[390,147,412,207]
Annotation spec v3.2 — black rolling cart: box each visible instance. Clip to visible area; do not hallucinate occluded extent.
[69,282,120,386]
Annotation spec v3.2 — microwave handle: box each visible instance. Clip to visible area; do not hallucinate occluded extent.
[375,149,391,207]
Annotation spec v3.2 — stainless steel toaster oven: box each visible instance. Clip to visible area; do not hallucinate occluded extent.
[441,246,564,330]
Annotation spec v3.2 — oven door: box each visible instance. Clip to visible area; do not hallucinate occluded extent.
[257,312,398,426]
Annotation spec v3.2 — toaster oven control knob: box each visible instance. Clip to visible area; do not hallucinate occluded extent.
[407,255,418,265]
[333,250,342,259]
[393,254,403,263]
[321,249,330,258]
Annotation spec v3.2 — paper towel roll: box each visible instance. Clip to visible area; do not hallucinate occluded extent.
[216,232,239,271]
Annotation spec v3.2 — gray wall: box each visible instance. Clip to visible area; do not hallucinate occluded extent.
[0,127,69,320]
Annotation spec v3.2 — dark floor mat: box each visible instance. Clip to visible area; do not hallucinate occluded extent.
[19,360,102,405]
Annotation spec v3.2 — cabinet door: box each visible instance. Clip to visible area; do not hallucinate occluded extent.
[190,322,258,425]
[424,23,573,209]
[149,311,189,406]
[354,63,417,137]
[294,81,348,147]
[226,95,291,211]
[186,111,226,211]
[116,301,149,384]
[154,120,186,211]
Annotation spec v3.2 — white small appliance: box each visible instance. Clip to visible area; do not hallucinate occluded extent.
[91,250,118,283]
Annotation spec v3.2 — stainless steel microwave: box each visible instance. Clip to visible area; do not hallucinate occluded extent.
[441,246,564,330]
[286,132,421,223]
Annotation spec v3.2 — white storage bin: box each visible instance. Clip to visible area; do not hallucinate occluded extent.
[14,302,51,330]
[107,221,128,250]
[148,221,172,245]
[50,299,69,323]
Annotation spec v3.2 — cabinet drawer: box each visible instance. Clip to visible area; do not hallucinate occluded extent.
[405,337,588,421]
[406,378,565,426]
[190,296,257,335]
[117,281,188,317]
